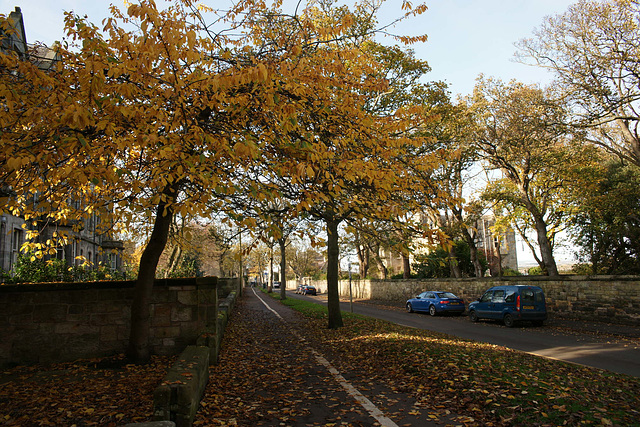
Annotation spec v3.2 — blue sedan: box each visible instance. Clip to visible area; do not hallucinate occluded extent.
[406,291,466,316]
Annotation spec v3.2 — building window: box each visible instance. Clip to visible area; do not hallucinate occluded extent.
[11,228,23,269]
[108,252,117,270]
[72,240,77,265]
[0,221,5,270]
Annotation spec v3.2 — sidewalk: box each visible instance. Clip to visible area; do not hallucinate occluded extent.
[194,288,451,427]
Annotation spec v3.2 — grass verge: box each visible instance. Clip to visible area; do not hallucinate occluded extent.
[272,292,640,426]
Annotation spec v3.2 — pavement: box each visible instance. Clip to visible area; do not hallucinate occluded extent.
[194,287,460,427]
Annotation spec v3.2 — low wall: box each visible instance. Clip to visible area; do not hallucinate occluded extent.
[0,276,237,367]
[308,276,640,324]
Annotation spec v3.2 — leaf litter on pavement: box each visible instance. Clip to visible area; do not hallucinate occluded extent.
[274,295,640,426]
[1,292,638,426]
[0,354,175,426]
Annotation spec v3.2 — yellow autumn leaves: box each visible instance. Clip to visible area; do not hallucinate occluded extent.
[0,0,437,260]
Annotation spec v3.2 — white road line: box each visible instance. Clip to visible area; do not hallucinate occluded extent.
[252,288,399,427]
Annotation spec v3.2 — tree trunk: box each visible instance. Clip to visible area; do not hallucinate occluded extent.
[402,253,411,279]
[238,230,244,295]
[495,238,503,277]
[448,245,462,278]
[326,217,343,329]
[461,227,484,277]
[356,244,369,279]
[279,237,287,300]
[368,241,388,279]
[533,215,559,276]
[268,243,274,293]
[127,191,176,363]
[520,189,559,276]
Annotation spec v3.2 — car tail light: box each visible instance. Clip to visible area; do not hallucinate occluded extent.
[516,295,521,311]
[440,300,449,304]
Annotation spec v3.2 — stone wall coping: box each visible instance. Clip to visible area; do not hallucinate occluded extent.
[365,275,640,282]
[0,276,218,293]
[153,345,210,426]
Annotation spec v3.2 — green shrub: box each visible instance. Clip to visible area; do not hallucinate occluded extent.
[0,267,12,284]
[501,267,522,276]
[527,266,543,276]
[163,253,202,278]
[571,263,593,275]
[12,254,72,283]
[10,254,127,284]
[70,264,127,282]
[412,240,488,278]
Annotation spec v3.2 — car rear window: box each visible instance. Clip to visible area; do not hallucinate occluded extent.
[437,292,458,299]
[521,288,544,302]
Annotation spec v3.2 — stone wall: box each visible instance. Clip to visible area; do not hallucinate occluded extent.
[308,276,640,324]
[0,276,234,367]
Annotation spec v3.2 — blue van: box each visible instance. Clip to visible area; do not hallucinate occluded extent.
[468,285,547,327]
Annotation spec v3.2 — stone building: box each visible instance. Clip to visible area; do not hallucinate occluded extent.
[378,212,519,278]
[473,214,518,274]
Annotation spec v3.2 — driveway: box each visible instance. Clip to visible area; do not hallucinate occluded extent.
[288,292,640,378]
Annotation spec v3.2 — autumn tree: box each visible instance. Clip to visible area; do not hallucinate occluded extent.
[2,0,283,361]
[413,99,488,278]
[569,160,640,274]
[471,77,594,276]
[286,238,325,281]
[516,0,640,167]
[1,0,433,354]
[340,44,450,280]
[242,200,302,299]
[249,3,434,328]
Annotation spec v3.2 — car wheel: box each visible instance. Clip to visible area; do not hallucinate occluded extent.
[469,310,478,322]
[406,302,414,313]
[429,305,437,316]
[503,313,515,328]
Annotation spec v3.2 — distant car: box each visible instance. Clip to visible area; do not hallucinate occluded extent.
[301,285,317,296]
[273,281,280,289]
[468,285,547,327]
[406,291,465,316]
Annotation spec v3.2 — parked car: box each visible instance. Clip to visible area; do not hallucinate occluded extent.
[273,281,280,289]
[301,285,317,296]
[468,285,547,327]
[406,291,465,316]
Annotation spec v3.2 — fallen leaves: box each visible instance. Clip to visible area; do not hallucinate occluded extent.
[291,303,640,426]
[0,354,175,426]
[2,295,638,426]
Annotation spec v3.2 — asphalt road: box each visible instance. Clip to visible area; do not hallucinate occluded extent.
[287,291,640,378]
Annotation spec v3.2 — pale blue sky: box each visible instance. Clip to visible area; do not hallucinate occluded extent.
[378,0,578,97]
[5,0,577,97]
